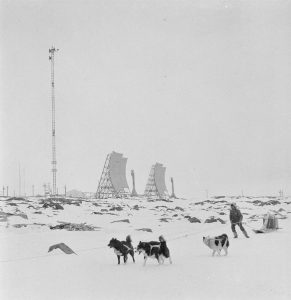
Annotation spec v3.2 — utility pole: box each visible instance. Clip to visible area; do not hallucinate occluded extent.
[23,167,26,196]
[279,189,284,201]
[18,163,21,196]
[49,46,59,196]
[43,183,46,197]
[6,186,8,197]
[32,185,34,197]
[131,170,138,196]
[170,177,177,199]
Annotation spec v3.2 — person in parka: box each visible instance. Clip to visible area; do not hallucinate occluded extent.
[229,203,249,238]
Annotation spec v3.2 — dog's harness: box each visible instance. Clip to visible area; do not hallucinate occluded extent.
[113,244,132,256]
[123,244,131,251]
[150,244,160,255]
[137,243,160,256]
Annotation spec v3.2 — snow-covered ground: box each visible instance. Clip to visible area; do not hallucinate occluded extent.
[0,196,290,300]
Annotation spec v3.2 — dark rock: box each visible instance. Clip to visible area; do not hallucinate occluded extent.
[204,216,226,224]
[42,202,64,210]
[110,219,130,223]
[136,228,152,232]
[109,206,123,211]
[17,213,28,219]
[187,217,201,223]
[50,222,99,231]
[249,199,281,206]
[204,217,217,223]
[160,218,171,222]
[160,199,173,203]
[175,206,184,211]
[216,218,226,224]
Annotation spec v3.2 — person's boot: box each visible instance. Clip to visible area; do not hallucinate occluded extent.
[233,232,238,238]
[243,230,249,238]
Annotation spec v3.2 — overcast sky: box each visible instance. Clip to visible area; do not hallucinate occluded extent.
[1,0,291,198]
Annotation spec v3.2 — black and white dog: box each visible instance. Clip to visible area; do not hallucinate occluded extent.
[203,234,229,256]
[136,235,172,266]
[108,235,135,264]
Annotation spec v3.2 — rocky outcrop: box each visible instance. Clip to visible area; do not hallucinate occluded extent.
[204,216,226,224]
[50,222,99,231]
[184,216,201,223]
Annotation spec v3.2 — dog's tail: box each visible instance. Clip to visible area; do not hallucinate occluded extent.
[126,235,132,243]
[221,234,229,247]
[225,235,229,247]
[159,235,166,242]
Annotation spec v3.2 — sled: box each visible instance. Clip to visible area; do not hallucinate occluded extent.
[253,213,280,234]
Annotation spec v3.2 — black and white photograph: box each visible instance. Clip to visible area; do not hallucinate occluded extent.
[1,0,290,299]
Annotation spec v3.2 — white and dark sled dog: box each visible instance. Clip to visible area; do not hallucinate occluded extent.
[136,235,172,266]
[108,235,135,264]
[203,234,229,256]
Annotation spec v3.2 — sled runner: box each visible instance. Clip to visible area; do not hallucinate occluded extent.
[253,228,277,234]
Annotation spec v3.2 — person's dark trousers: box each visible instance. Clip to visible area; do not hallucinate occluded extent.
[231,223,249,238]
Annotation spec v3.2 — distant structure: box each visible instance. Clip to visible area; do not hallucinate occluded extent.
[170,177,177,199]
[279,189,284,201]
[67,189,85,198]
[144,163,169,200]
[49,46,59,196]
[96,151,130,199]
[18,163,21,197]
[43,183,51,197]
[131,170,138,197]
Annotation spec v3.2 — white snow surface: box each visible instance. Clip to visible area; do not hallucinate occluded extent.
[0,196,290,300]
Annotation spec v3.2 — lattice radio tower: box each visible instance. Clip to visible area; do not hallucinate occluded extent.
[49,46,59,196]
